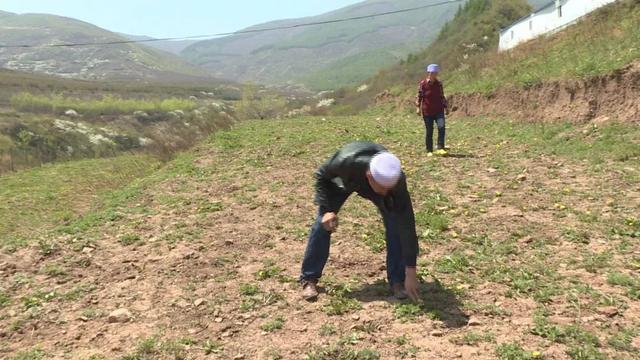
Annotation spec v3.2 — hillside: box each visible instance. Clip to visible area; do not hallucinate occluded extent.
[335,0,640,119]
[0,12,211,81]
[0,67,244,175]
[1,111,639,359]
[181,0,466,90]
[1,1,639,359]
[443,0,640,94]
[333,0,531,110]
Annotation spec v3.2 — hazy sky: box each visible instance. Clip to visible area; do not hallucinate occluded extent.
[0,0,363,38]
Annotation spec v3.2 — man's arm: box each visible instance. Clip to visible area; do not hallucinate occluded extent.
[314,159,344,232]
[441,82,449,115]
[315,157,341,215]
[393,176,419,267]
[415,82,424,115]
[392,175,420,301]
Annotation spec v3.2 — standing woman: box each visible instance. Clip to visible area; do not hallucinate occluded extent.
[416,64,449,156]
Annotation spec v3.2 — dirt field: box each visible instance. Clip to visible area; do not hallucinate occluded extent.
[1,113,639,359]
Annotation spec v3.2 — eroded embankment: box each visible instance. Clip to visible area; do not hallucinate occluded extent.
[448,61,640,123]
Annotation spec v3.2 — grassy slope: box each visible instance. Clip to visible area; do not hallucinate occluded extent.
[382,0,532,86]
[336,0,532,110]
[337,0,640,111]
[2,109,639,358]
[447,0,640,93]
[0,154,160,249]
[299,48,401,90]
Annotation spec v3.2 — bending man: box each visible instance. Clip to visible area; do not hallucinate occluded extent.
[299,141,420,302]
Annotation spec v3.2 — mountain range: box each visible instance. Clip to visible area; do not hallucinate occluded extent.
[0,0,545,88]
[180,0,466,90]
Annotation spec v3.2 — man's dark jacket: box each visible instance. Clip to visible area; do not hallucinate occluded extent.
[314,141,419,266]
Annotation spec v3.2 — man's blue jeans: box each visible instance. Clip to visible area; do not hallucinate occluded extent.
[423,112,446,152]
[300,195,406,285]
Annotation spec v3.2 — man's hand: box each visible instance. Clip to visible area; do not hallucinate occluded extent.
[404,267,420,302]
[445,108,450,116]
[321,212,338,232]
[416,107,421,116]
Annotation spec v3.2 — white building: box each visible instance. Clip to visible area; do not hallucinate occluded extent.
[499,0,618,51]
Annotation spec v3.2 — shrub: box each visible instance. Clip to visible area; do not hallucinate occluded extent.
[11,92,196,116]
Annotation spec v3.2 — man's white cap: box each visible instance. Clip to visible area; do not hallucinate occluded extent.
[369,152,401,188]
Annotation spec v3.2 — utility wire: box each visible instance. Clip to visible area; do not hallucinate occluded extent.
[0,0,463,49]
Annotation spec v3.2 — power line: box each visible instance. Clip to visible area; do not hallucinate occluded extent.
[0,0,463,49]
